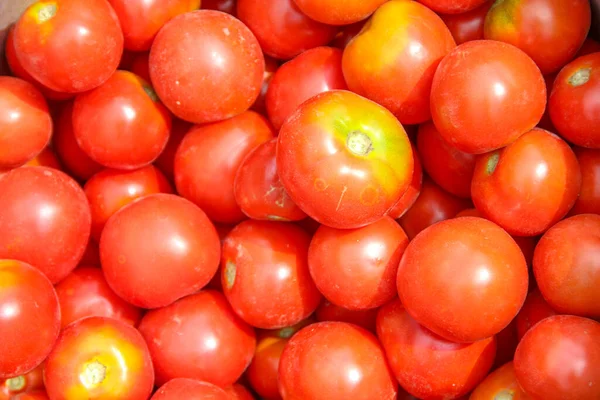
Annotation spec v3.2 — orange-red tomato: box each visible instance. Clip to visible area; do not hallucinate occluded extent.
[470,362,531,400]
[515,288,557,341]
[292,0,387,25]
[314,300,378,332]
[570,148,600,215]
[417,0,488,14]
[440,1,493,45]
[0,364,44,399]
[151,379,230,400]
[387,144,423,220]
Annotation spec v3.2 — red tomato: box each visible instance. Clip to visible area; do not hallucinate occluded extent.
[315,300,378,332]
[279,322,398,400]
[470,362,531,400]
[203,0,236,15]
[471,128,581,236]
[515,288,557,341]
[387,144,423,220]
[0,167,91,283]
[431,40,546,154]
[308,216,409,310]
[149,10,264,124]
[397,217,529,343]
[25,147,62,170]
[484,0,591,75]
[224,384,255,400]
[234,139,307,221]
[514,315,600,400]
[0,76,52,169]
[138,290,256,387]
[570,148,600,215]
[377,300,496,399]
[128,52,151,83]
[266,46,347,130]
[251,56,279,116]
[440,1,493,45]
[343,1,456,125]
[417,0,488,14]
[44,317,154,400]
[549,53,600,148]
[0,364,44,399]
[13,0,123,93]
[292,0,387,25]
[577,37,600,57]
[153,119,191,182]
[175,111,274,224]
[100,194,221,308]
[277,90,413,229]
[151,379,230,400]
[0,260,59,379]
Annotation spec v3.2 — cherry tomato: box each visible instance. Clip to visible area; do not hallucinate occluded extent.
[251,56,278,116]
[440,1,493,45]
[44,316,154,400]
[315,300,378,332]
[138,290,256,387]
[417,0,488,14]
[0,364,44,399]
[13,0,123,93]
[128,52,151,83]
[470,362,531,400]
[570,148,600,215]
[149,10,264,124]
[387,144,423,220]
[293,0,386,25]
[577,37,600,57]
[203,0,236,15]
[25,147,62,170]
[151,379,230,400]
[515,288,557,341]
[153,119,191,182]
[343,1,456,125]
[431,40,546,154]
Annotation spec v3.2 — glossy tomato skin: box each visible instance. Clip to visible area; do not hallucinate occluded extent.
[484,0,591,75]
[293,0,386,25]
[153,119,191,182]
[417,0,488,14]
[138,290,256,387]
[151,379,230,400]
[440,1,493,45]
[13,0,123,93]
[548,53,600,148]
[175,111,274,224]
[343,1,456,125]
[515,288,557,341]
[387,144,423,219]
[150,10,264,124]
[471,128,581,236]
[397,217,529,343]
[377,300,496,399]
[44,317,154,400]
[277,90,413,229]
[431,40,546,154]
[470,362,531,400]
[0,363,44,399]
[279,322,398,400]
[308,216,409,310]
[570,148,600,215]
[100,194,221,309]
[514,315,600,400]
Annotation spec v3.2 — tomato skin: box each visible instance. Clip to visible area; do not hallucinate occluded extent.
[292,0,387,25]
[0,363,44,399]
[224,384,255,400]
[377,300,496,399]
[153,119,191,182]
[308,216,409,310]
[471,128,581,237]
[343,1,456,125]
[417,0,488,14]
[387,144,423,220]
[138,290,256,387]
[397,217,529,343]
[315,300,378,332]
[151,379,230,400]
[484,0,591,75]
[514,315,600,400]
[570,148,600,215]
[431,40,546,154]
[515,288,557,341]
[12,392,49,400]
[440,1,493,45]
[470,362,531,400]
[277,90,413,229]
[13,0,123,93]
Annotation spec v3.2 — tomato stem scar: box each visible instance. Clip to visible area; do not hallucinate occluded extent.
[224,260,236,289]
[81,360,107,388]
[486,152,500,175]
[568,68,591,87]
[37,3,57,22]
[6,375,26,391]
[278,327,295,338]
[493,390,515,400]
[346,131,374,156]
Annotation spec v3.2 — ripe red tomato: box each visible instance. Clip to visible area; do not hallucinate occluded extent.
[377,300,496,399]
[0,260,59,379]
[279,321,398,400]
[153,119,191,182]
[343,1,456,125]
[514,315,600,400]
[203,0,236,15]
[175,111,274,224]
[13,0,123,93]
[431,40,546,154]
[277,90,413,229]
[100,193,221,308]
[440,1,493,45]
[292,0,387,25]
[315,300,378,332]
[484,0,591,75]
[387,144,423,220]
[138,290,256,387]
[151,379,230,400]
[549,53,600,148]
[308,216,409,310]
[397,217,529,343]
[44,316,154,400]
[251,56,278,116]
[0,363,44,399]
[515,288,557,341]
[570,148,600,215]
[417,0,488,14]
[149,10,264,124]
[470,362,531,400]
[471,128,581,236]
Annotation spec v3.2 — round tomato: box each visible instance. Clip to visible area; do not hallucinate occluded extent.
[417,0,488,14]
[151,379,230,400]
[515,288,557,341]
[387,144,423,220]
[251,56,279,116]
[440,1,493,45]
[153,119,191,182]
[470,362,531,400]
[292,0,387,25]
[314,300,378,332]
[0,363,44,399]
[570,148,600,215]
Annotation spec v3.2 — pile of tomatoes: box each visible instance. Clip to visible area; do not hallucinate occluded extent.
[1,0,599,399]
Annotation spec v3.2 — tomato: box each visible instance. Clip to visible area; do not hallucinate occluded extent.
[308,216,408,310]
[343,1,456,125]
[417,0,488,14]
[175,111,274,224]
[377,300,496,399]
[153,119,191,182]
[470,362,531,400]
[577,38,600,57]
[203,0,236,15]
[548,53,600,148]
[397,217,528,343]
[279,321,398,400]
[25,147,62,170]
[13,0,123,93]
[266,46,347,130]
[515,288,557,341]
[570,148,600,215]
[387,144,423,220]
[138,290,256,387]
[514,315,600,400]
[224,384,255,400]
[237,0,338,60]
[484,0,591,75]
[0,167,91,283]
[151,379,230,400]
[431,40,546,154]
[0,260,59,379]
[315,300,378,332]
[292,0,387,25]
[100,194,221,309]
[44,316,154,400]
[149,10,264,124]
[440,1,493,45]
[251,56,279,116]
[0,364,44,399]
[471,128,581,236]
[12,392,49,400]
[84,165,173,241]
[234,139,307,222]
[0,76,52,170]
[109,0,201,51]
[277,90,413,229]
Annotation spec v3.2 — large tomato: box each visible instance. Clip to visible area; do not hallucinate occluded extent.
[470,362,531,400]
[515,288,557,341]
[151,379,230,400]
[292,0,387,25]
[570,148,600,215]
[417,0,488,14]
[440,1,493,45]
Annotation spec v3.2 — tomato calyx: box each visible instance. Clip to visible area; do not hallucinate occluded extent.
[142,85,160,103]
[5,375,26,391]
[81,360,107,388]
[224,261,236,289]
[32,2,58,23]
[486,152,500,175]
[568,68,591,87]
[346,131,374,156]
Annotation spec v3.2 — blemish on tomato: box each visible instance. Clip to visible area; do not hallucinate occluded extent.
[34,2,58,23]
[224,260,236,289]
[486,152,500,175]
[568,67,591,87]
[79,359,107,388]
[314,178,328,191]
[360,186,378,206]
